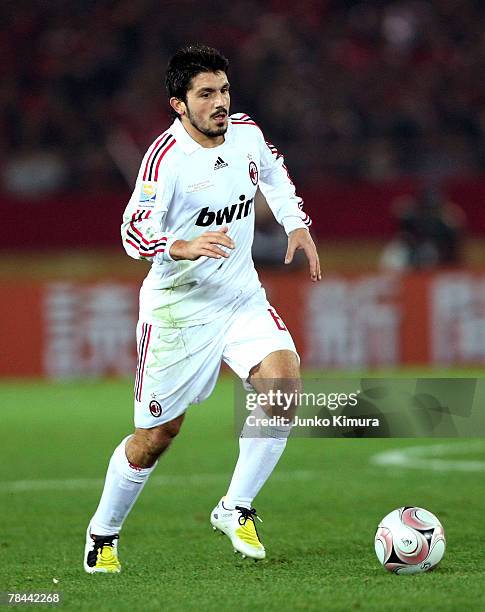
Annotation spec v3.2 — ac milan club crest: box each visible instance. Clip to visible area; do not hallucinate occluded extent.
[248,161,258,185]
[149,400,162,417]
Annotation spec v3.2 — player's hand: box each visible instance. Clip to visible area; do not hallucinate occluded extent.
[285,228,321,282]
[170,226,235,261]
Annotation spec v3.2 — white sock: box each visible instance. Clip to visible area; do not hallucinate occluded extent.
[224,405,290,510]
[90,436,156,535]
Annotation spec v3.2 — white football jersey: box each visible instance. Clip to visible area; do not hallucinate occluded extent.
[121,113,311,327]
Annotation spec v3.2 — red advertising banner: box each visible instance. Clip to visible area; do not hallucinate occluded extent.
[2,271,485,378]
[2,174,485,250]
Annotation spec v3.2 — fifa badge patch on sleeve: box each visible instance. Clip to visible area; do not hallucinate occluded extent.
[139,182,157,206]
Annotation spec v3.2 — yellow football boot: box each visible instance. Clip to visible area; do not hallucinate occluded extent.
[84,526,121,574]
[210,498,265,560]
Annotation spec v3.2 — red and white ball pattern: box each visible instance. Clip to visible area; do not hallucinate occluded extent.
[375,507,446,574]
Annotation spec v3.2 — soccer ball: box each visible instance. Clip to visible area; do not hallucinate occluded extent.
[375,507,446,574]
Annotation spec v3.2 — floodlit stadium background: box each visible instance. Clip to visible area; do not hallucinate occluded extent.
[2,0,485,376]
[2,3,485,610]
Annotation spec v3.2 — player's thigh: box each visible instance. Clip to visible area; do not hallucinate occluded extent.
[134,320,224,428]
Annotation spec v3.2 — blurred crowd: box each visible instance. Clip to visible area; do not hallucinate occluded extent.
[380,186,465,269]
[1,0,485,196]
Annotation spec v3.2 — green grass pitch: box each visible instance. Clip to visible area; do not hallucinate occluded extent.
[1,376,484,611]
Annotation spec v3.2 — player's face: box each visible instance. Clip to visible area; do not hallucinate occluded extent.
[184,71,230,139]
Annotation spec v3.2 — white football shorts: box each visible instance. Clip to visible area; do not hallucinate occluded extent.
[133,288,298,428]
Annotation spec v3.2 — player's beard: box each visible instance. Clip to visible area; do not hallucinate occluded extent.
[186,106,228,139]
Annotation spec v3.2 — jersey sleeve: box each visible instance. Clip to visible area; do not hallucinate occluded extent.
[121,135,178,263]
[257,130,311,235]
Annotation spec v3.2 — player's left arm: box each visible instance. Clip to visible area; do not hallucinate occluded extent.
[285,227,321,282]
[257,133,321,281]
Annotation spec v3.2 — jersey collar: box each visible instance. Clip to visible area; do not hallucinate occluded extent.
[171,117,231,155]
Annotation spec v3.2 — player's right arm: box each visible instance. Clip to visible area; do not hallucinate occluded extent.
[121,133,178,264]
[121,133,234,263]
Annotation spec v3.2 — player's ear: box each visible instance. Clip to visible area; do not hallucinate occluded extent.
[170,97,186,117]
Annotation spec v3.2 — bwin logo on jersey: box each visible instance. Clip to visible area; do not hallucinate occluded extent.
[195,195,253,227]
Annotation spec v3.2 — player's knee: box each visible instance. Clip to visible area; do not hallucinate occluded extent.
[251,350,300,381]
[278,369,301,394]
[162,417,184,440]
[277,354,301,397]
[146,421,181,453]
[277,351,301,380]
[134,417,184,457]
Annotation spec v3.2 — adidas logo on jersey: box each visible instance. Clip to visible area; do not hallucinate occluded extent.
[214,156,228,170]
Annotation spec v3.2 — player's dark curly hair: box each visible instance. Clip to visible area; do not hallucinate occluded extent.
[165,44,229,109]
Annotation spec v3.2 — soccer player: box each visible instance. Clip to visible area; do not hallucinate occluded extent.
[84,44,320,573]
